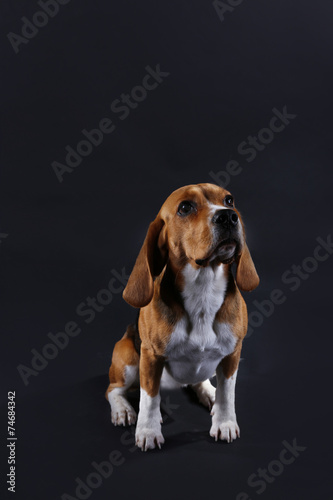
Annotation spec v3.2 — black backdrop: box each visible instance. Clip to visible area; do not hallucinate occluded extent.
[1,1,333,499]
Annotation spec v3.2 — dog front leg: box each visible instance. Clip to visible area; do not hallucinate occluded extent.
[136,346,165,451]
[210,348,241,443]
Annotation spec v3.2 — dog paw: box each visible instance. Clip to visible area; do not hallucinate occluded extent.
[210,419,240,443]
[135,427,165,451]
[192,380,216,410]
[198,386,216,410]
[111,401,137,426]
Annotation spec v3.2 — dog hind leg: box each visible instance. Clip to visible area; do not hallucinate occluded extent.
[105,324,139,426]
[191,379,216,410]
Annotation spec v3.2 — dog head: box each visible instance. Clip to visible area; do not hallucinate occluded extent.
[123,183,259,307]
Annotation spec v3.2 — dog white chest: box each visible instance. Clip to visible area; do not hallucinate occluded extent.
[165,264,237,384]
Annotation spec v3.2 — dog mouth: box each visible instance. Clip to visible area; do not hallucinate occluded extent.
[195,238,239,266]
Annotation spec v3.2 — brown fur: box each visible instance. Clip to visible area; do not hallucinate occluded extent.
[105,324,139,397]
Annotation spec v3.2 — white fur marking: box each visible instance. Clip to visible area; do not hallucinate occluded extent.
[165,264,236,385]
[192,379,216,409]
[208,202,229,213]
[108,365,138,426]
[210,368,240,442]
[135,389,165,451]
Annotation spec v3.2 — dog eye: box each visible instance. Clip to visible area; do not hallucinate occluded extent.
[224,195,234,207]
[177,201,195,216]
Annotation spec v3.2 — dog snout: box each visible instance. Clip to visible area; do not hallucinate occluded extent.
[212,209,238,228]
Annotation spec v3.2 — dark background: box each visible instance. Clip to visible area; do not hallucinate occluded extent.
[1,1,332,499]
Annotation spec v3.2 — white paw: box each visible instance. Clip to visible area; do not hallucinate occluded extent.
[111,399,137,426]
[192,380,216,410]
[135,426,165,451]
[197,385,216,410]
[210,418,240,443]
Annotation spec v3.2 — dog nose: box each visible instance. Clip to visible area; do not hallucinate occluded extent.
[212,209,238,228]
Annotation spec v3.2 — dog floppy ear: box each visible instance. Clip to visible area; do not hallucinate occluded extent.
[123,215,167,308]
[235,243,259,292]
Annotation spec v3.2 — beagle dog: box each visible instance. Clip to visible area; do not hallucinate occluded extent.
[106,183,259,451]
